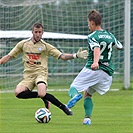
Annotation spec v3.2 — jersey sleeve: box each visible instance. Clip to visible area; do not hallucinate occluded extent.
[109,33,123,50]
[113,38,123,50]
[45,43,62,59]
[88,36,100,51]
[8,41,23,58]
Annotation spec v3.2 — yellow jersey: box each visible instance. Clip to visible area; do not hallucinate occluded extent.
[8,38,62,76]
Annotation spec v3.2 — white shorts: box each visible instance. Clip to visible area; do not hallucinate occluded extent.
[70,67,112,95]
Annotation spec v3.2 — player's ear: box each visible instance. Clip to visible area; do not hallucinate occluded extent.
[91,20,95,26]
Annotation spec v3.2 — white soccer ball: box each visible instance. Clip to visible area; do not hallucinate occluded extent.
[35,108,51,123]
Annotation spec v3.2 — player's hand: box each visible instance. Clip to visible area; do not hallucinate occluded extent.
[76,47,88,59]
[91,62,99,70]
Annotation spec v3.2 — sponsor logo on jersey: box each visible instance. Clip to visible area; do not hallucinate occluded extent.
[28,54,40,60]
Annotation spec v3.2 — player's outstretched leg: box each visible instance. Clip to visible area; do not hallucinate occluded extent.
[16,89,51,109]
[42,93,73,115]
[67,94,82,108]
[67,87,82,108]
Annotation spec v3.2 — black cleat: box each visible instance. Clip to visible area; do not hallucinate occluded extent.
[62,105,73,115]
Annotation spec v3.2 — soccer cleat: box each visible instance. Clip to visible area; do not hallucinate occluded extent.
[62,105,73,115]
[67,94,82,108]
[83,118,91,125]
[44,100,50,109]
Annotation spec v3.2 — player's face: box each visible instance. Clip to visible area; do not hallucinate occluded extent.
[32,27,44,42]
[88,20,95,32]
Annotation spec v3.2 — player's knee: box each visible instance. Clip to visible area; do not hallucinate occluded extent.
[38,92,46,98]
[15,89,19,97]
[15,90,21,98]
[14,86,27,97]
[37,82,47,98]
[84,90,92,98]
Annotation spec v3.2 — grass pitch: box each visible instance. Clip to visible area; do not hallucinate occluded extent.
[0,90,132,133]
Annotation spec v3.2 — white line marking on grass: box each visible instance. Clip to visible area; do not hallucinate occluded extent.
[0,90,14,93]
[0,88,119,93]
[109,89,120,91]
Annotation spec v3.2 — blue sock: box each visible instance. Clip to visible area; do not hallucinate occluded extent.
[68,87,78,98]
[84,97,93,118]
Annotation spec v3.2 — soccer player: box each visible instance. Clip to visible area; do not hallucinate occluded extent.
[0,22,88,116]
[67,9,123,124]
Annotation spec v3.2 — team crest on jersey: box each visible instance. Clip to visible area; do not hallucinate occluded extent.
[38,47,42,52]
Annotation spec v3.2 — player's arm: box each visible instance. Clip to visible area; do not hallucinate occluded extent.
[60,47,88,60]
[0,41,23,65]
[91,47,100,70]
[60,53,74,60]
[0,55,12,64]
[113,38,123,50]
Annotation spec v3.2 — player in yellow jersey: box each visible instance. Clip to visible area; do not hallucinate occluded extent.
[0,22,88,115]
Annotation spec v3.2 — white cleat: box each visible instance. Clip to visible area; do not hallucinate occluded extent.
[83,118,91,125]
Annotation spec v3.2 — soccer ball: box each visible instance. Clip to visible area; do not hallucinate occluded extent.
[35,108,51,123]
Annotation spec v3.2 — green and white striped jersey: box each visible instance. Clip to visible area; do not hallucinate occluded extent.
[85,30,123,76]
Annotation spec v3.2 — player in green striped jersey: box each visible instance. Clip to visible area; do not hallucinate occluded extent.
[67,9,123,125]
